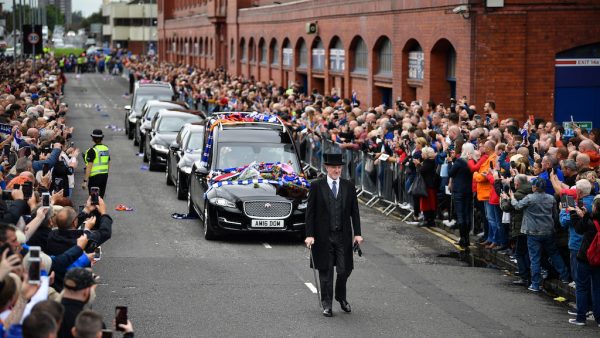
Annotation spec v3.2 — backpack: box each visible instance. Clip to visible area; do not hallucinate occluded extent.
[587,220,600,266]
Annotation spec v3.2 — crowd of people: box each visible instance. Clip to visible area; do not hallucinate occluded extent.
[123,58,600,327]
[0,56,133,337]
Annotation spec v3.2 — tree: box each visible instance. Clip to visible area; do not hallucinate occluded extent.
[46,5,64,32]
[80,9,104,30]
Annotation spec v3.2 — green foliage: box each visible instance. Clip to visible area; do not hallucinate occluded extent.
[46,5,65,32]
[51,47,85,58]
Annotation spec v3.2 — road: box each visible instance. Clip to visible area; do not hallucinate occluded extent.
[64,73,596,337]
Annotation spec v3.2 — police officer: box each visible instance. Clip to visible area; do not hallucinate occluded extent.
[82,129,110,198]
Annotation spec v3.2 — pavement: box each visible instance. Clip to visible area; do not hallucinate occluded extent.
[64,73,598,337]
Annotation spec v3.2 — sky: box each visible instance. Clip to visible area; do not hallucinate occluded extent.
[2,0,104,17]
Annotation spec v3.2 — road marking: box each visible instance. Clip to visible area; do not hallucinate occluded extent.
[421,226,464,251]
[304,282,318,294]
[262,242,272,249]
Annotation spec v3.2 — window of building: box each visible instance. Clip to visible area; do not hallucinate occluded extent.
[447,48,456,81]
[311,39,325,71]
[378,38,393,75]
[271,40,279,65]
[282,41,293,67]
[408,45,424,80]
[230,39,234,61]
[240,39,247,63]
[353,38,367,73]
[260,40,267,65]
[329,38,345,72]
[249,39,256,62]
[298,40,307,68]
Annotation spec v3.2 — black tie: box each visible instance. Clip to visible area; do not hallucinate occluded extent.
[332,180,338,198]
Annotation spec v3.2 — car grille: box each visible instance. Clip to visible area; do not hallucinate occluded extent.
[243,201,292,219]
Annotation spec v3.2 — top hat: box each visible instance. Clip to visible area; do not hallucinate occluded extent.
[90,129,104,138]
[323,153,345,166]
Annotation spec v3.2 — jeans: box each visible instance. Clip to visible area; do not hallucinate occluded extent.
[570,250,579,283]
[527,235,570,289]
[484,202,505,245]
[515,235,530,281]
[575,260,600,323]
[454,193,472,246]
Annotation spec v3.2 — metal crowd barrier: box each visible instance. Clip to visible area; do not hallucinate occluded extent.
[298,134,413,219]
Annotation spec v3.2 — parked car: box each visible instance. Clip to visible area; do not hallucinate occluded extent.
[144,110,204,170]
[166,122,205,200]
[135,100,188,153]
[187,114,309,240]
[125,81,173,140]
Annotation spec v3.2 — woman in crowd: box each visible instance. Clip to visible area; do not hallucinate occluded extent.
[415,146,438,227]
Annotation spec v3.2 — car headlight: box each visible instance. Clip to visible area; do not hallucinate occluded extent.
[152,144,168,152]
[298,201,308,210]
[181,166,192,174]
[209,198,236,208]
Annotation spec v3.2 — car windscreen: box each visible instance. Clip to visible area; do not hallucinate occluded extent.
[216,142,300,173]
[146,106,171,120]
[157,116,201,132]
[134,92,173,111]
[186,131,204,151]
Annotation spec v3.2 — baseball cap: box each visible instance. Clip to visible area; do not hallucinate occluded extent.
[64,268,96,291]
[31,93,39,100]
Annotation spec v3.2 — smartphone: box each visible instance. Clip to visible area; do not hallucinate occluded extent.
[566,195,576,208]
[0,243,13,257]
[101,330,113,338]
[2,144,10,157]
[13,183,20,190]
[42,163,50,176]
[90,187,100,205]
[503,185,510,194]
[28,247,41,285]
[42,192,50,207]
[22,181,33,199]
[115,306,128,331]
[78,205,85,213]
[94,246,102,261]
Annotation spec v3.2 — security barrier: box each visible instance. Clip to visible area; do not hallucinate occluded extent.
[298,132,412,218]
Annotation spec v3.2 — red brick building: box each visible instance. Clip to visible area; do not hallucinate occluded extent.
[157,0,600,125]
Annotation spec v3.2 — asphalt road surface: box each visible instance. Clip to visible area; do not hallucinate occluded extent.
[64,73,597,337]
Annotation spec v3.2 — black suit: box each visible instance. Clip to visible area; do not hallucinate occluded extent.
[305,177,361,307]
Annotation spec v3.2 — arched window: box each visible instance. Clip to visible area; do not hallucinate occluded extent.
[329,38,344,72]
[199,38,204,55]
[353,38,367,73]
[378,37,392,75]
[240,39,246,63]
[249,39,256,62]
[270,39,279,65]
[230,39,234,61]
[209,38,213,57]
[282,40,293,67]
[259,39,267,64]
[298,39,308,68]
[312,38,325,71]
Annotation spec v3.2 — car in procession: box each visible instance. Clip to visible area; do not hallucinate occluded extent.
[135,100,188,153]
[166,122,205,200]
[187,112,310,240]
[144,110,204,170]
[124,81,174,140]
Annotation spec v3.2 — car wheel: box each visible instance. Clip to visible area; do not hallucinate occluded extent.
[176,170,186,200]
[166,160,174,186]
[148,150,160,171]
[127,122,134,139]
[203,207,217,240]
[187,190,198,218]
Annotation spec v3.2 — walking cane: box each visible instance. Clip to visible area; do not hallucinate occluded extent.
[308,245,323,310]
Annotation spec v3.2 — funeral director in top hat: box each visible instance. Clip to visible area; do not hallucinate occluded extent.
[305,153,363,317]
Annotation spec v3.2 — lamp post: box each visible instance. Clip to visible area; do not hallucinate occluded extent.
[141,0,145,56]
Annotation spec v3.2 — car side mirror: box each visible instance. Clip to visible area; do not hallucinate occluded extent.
[170,143,180,151]
[124,105,131,111]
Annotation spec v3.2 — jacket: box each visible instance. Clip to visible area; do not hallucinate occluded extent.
[50,245,86,292]
[570,211,599,263]
[447,158,472,196]
[419,159,438,188]
[500,181,532,236]
[46,214,113,256]
[0,199,29,224]
[559,194,594,251]
[511,192,558,236]
[473,153,496,201]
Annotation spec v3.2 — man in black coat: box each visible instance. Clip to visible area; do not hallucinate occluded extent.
[305,153,363,317]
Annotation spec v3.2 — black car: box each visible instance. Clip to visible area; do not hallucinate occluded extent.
[124,81,173,140]
[135,100,188,153]
[144,110,204,170]
[187,116,309,240]
[166,122,205,200]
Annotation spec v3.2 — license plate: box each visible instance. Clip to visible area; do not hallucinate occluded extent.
[251,219,284,228]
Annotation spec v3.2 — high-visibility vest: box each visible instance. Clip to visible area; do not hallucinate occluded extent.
[59,59,65,67]
[86,144,110,176]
